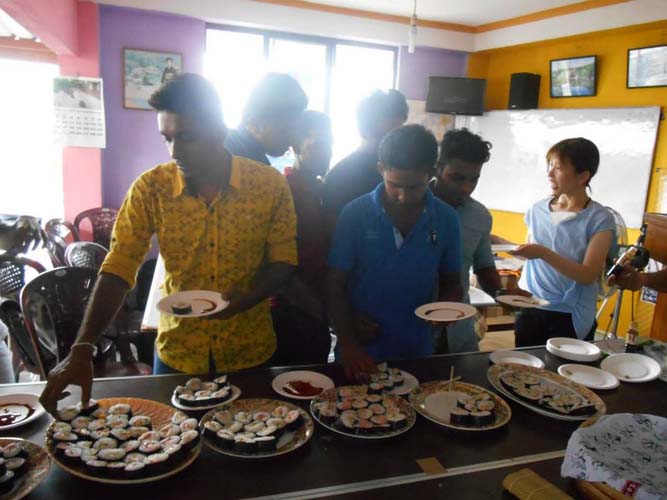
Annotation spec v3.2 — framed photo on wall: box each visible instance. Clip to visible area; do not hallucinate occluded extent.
[627,44,667,89]
[550,55,597,97]
[123,48,182,109]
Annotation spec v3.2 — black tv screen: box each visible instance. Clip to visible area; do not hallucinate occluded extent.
[425,77,486,115]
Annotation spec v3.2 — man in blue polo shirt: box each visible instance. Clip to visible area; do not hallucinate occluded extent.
[327,124,463,380]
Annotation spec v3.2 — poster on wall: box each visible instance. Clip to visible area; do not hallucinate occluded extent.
[53,76,106,148]
[406,99,455,143]
[124,48,182,110]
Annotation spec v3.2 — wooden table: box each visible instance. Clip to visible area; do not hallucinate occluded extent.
[1,347,665,499]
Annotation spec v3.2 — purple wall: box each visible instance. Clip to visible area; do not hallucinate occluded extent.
[398,46,468,100]
[100,5,205,208]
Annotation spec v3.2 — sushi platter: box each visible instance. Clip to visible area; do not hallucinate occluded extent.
[199,399,314,458]
[45,397,201,484]
[310,385,416,439]
[171,375,241,410]
[0,438,50,500]
[487,364,606,421]
[368,363,419,396]
[409,381,512,431]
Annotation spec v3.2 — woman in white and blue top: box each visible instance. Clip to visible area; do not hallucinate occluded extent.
[511,138,615,347]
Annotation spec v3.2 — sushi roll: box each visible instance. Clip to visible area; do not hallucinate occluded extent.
[5,457,27,477]
[185,378,202,391]
[0,459,7,479]
[58,405,80,422]
[177,393,197,407]
[255,436,276,452]
[108,403,132,417]
[171,412,188,426]
[476,400,495,412]
[54,442,73,457]
[98,448,127,462]
[179,430,200,452]
[337,413,357,432]
[271,406,289,419]
[124,452,147,464]
[121,440,141,453]
[368,404,386,415]
[179,418,199,433]
[107,461,128,478]
[163,444,182,459]
[336,400,353,412]
[381,380,395,392]
[366,394,383,404]
[80,448,99,463]
[127,427,149,439]
[144,452,170,475]
[173,386,189,397]
[110,428,133,442]
[138,431,161,442]
[93,437,118,450]
[357,408,373,421]
[70,416,92,430]
[368,383,384,395]
[355,419,374,435]
[387,413,407,430]
[265,418,286,437]
[51,422,72,434]
[85,459,108,476]
[337,387,356,400]
[256,424,277,438]
[470,411,494,426]
[215,430,235,449]
[244,421,265,434]
[227,422,244,434]
[90,408,108,420]
[317,404,337,424]
[200,381,218,392]
[87,419,107,432]
[389,374,404,386]
[377,362,388,373]
[52,431,79,444]
[210,388,231,405]
[159,423,181,439]
[203,420,223,440]
[234,412,252,425]
[214,375,229,387]
[3,444,27,460]
[129,416,152,428]
[0,471,14,494]
[138,440,161,455]
[124,461,146,479]
[234,433,257,453]
[160,436,181,448]
[450,408,471,426]
[213,410,233,426]
[77,399,99,417]
[63,446,83,464]
[76,441,93,449]
[370,415,389,427]
[253,411,271,423]
[171,302,192,314]
[351,399,368,410]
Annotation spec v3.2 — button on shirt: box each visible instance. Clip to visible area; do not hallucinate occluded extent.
[100,157,297,373]
[519,198,615,339]
[328,184,462,360]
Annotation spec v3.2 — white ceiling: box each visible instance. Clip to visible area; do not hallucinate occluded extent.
[300,0,586,25]
[0,8,34,39]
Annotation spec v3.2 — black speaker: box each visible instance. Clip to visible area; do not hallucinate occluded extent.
[508,73,540,110]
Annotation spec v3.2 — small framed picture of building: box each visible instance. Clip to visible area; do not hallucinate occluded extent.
[123,48,182,109]
[550,55,597,97]
[627,45,667,89]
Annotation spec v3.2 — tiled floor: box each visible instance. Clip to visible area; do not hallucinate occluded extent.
[478,330,515,352]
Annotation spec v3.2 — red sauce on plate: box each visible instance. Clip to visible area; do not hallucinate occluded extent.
[283,380,323,397]
[0,403,34,427]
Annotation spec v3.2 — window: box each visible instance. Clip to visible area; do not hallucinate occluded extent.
[0,58,61,221]
[204,26,397,168]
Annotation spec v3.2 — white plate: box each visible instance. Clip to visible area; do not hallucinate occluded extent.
[546,338,601,362]
[415,302,477,322]
[600,353,661,383]
[390,370,419,396]
[157,290,229,318]
[558,364,620,390]
[272,371,335,400]
[0,393,45,431]
[489,350,545,369]
[495,295,549,308]
[491,244,518,253]
[171,385,241,410]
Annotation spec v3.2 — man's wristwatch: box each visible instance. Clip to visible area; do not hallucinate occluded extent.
[71,342,98,357]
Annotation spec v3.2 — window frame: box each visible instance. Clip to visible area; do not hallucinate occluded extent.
[205,23,399,115]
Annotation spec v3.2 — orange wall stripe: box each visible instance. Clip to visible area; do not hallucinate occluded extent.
[474,0,632,33]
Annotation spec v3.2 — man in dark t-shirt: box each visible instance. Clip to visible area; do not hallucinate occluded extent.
[322,89,408,218]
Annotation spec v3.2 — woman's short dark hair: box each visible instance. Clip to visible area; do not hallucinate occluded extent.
[379,124,438,174]
[357,89,409,139]
[547,137,600,184]
[438,128,492,168]
[242,73,308,126]
[148,73,223,126]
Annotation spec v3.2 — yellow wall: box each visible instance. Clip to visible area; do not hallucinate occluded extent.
[468,21,667,336]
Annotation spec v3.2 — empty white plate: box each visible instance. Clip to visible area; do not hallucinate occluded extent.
[495,295,549,308]
[546,337,601,362]
[415,302,477,322]
[272,370,335,400]
[0,393,45,431]
[558,364,619,390]
[157,290,229,318]
[600,353,661,383]
[489,350,545,369]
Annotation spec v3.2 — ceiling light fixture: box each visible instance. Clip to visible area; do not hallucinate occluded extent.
[408,0,418,54]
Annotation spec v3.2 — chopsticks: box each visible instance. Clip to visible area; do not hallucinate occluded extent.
[442,366,461,391]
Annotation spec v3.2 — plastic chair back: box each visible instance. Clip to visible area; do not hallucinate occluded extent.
[65,241,108,271]
[44,218,79,267]
[74,208,118,250]
[0,254,46,301]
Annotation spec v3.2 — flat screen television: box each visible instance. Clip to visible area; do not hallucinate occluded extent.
[425,77,486,115]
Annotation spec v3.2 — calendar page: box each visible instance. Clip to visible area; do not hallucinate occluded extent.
[53,76,106,148]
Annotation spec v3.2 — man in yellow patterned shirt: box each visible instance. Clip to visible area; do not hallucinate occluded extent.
[40,74,303,414]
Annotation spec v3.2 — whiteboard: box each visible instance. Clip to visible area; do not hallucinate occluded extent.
[455,107,661,228]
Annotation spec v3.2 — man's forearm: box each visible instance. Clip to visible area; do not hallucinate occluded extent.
[76,273,130,344]
[476,266,502,296]
[237,262,295,312]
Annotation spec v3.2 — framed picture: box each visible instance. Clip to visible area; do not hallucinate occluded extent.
[123,48,182,110]
[627,44,667,89]
[550,55,597,97]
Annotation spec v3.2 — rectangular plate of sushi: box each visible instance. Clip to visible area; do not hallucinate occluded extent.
[0,438,50,500]
[199,399,314,458]
[310,385,416,439]
[370,363,419,396]
[409,381,512,431]
[171,375,241,410]
[487,364,606,421]
[46,397,201,484]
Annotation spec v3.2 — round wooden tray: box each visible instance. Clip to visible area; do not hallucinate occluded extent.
[45,397,201,485]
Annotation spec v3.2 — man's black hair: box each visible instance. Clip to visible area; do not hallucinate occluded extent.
[438,128,492,168]
[357,89,408,139]
[292,110,331,154]
[242,73,308,125]
[148,73,223,126]
[379,124,438,174]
